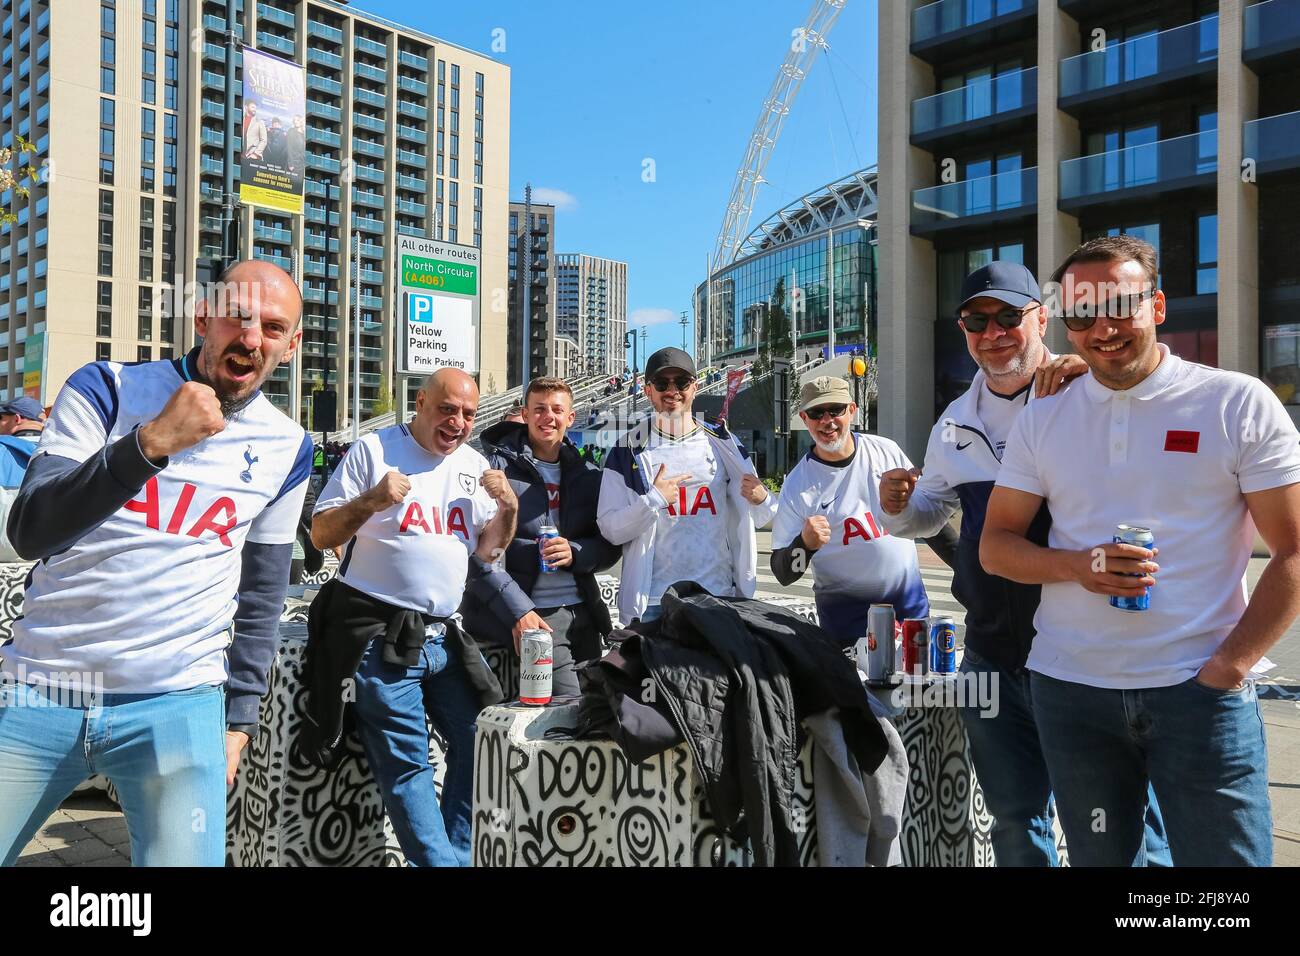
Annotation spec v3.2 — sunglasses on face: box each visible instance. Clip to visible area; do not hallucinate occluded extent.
[804,404,848,421]
[1054,289,1155,332]
[958,305,1033,335]
[651,375,694,392]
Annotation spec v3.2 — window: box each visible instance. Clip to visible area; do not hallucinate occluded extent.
[99,220,113,247]
[475,72,483,93]
[99,190,113,216]
[101,36,115,64]
[141,138,154,165]
[100,128,114,157]
[142,49,155,76]
[143,18,155,46]
[451,64,460,85]
[138,315,152,342]
[97,310,112,336]
[141,197,155,224]
[100,98,114,125]
[98,250,113,277]
[140,225,153,253]
[1197,213,1217,294]
[138,287,152,311]
[142,108,155,135]
[137,346,151,362]
[140,254,153,281]
[142,77,155,103]
[98,281,112,308]
[140,166,155,191]
[99,158,113,184]
[97,342,112,362]
[101,67,114,94]
[101,5,114,34]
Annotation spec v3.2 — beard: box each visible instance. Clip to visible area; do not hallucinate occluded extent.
[197,341,265,420]
[812,428,851,454]
[978,337,1044,382]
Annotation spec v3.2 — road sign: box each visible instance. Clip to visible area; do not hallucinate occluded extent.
[396,235,479,375]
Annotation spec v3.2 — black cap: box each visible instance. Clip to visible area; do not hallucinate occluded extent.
[957,261,1041,313]
[644,347,696,380]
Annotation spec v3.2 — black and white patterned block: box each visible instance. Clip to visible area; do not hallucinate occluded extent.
[471,702,819,868]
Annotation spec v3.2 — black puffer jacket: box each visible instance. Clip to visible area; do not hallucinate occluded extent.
[461,421,619,642]
[578,583,889,867]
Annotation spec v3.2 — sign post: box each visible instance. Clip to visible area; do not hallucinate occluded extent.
[396,235,480,378]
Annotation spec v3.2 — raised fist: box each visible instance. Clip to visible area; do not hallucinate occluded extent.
[480,469,516,508]
[138,381,225,461]
[801,514,832,550]
[367,470,411,509]
[879,467,921,515]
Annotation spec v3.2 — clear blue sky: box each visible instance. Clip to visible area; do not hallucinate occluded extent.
[358,0,878,368]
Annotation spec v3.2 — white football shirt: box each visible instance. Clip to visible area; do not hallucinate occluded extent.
[2,355,313,695]
[315,424,497,615]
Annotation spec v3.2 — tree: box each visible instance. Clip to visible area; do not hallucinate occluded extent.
[0,136,42,225]
[371,383,394,416]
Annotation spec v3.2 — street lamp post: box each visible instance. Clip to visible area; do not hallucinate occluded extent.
[220,0,239,267]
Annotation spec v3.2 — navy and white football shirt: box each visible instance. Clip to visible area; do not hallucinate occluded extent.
[2,353,312,694]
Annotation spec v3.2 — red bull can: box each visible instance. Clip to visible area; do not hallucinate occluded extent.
[862,604,897,686]
[1110,524,1154,612]
[902,618,930,680]
[930,616,956,674]
[520,628,553,705]
[537,524,559,573]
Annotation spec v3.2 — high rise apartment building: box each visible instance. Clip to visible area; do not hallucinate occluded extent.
[556,252,627,377]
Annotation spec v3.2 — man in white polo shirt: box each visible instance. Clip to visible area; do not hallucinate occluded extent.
[981,235,1300,866]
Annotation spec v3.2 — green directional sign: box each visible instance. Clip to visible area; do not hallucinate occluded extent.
[401,254,478,297]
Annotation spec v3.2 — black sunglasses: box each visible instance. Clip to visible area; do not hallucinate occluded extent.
[803,403,849,421]
[958,305,1034,335]
[1055,289,1156,332]
[651,375,694,392]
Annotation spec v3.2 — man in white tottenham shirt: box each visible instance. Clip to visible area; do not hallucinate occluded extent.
[311,368,517,866]
[598,348,777,625]
[981,235,1300,866]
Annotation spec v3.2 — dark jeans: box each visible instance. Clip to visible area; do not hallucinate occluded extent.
[1031,671,1272,866]
[531,604,603,698]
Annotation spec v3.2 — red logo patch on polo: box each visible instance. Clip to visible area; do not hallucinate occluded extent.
[1164,430,1200,454]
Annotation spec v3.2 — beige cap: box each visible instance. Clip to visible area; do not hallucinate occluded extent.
[797,375,853,413]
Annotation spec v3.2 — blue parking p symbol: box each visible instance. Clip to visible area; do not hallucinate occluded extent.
[409,294,435,323]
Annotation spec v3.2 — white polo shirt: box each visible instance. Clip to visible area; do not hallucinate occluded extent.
[996,345,1300,688]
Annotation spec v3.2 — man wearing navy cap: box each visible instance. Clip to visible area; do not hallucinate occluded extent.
[878,260,1169,866]
[0,396,46,442]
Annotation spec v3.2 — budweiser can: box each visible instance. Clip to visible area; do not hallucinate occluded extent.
[902,618,930,680]
[930,616,957,674]
[863,604,897,685]
[520,628,553,705]
[537,524,559,573]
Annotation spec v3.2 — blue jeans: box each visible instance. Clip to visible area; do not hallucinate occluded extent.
[0,680,227,866]
[959,648,1171,866]
[1031,671,1271,866]
[352,626,481,867]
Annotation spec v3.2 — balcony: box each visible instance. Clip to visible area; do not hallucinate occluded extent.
[354,87,386,109]
[399,50,428,72]
[202,70,226,93]
[398,174,427,193]
[359,267,384,283]
[355,164,385,184]
[1244,0,1300,66]
[308,74,343,96]
[308,20,344,45]
[1244,109,1300,176]
[304,285,325,304]
[911,0,1034,62]
[398,76,428,97]
[397,199,426,217]
[354,61,387,84]
[353,138,385,159]
[1058,129,1216,210]
[358,293,384,309]
[1058,17,1217,113]
[354,113,386,134]
[307,47,343,71]
[397,149,425,168]
[307,99,342,122]
[255,224,293,244]
[354,190,385,209]
[256,31,296,57]
[398,125,427,145]
[307,152,342,174]
[258,5,297,29]
[308,127,342,148]
[355,35,387,58]
[911,67,1036,145]
[910,166,1037,234]
[353,215,385,234]
[398,101,427,121]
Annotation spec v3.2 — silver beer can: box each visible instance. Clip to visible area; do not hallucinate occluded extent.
[864,603,897,686]
[519,628,553,706]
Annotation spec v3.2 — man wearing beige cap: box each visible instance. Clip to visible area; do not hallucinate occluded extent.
[770,375,929,645]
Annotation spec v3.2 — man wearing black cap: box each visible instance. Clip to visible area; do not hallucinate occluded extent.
[876,261,1169,866]
[0,396,46,442]
[598,347,776,625]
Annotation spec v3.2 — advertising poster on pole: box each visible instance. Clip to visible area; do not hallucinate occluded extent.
[239,46,306,215]
[22,329,45,403]
[396,235,480,375]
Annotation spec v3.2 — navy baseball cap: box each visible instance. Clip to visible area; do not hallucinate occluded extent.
[0,396,44,420]
[957,261,1041,313]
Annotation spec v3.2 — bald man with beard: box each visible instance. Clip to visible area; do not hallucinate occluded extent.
[309,368,518,867]
[0,259,313,866]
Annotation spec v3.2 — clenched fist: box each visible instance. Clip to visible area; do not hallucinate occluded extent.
[366,470,411,509]
[880,467,922,515]
[138,381,226,461]
[740,472,769,504]
[801,515,831,550]
[480,469,517,509]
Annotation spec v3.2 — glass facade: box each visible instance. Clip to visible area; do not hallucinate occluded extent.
[696,224,876,363]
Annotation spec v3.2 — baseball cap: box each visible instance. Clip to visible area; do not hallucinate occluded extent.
[958,261,1041,313]
[797,375,853,413]
[0,396,45,420]
[644,347,696,380]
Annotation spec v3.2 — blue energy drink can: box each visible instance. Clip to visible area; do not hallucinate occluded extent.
[930,616,956,673]
[537,524,559,573]
[1110,524,1154,612]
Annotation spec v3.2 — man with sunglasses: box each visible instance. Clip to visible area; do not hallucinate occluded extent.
[598,347,776,625]
[770,376,930,646]
[875,260,1172,867]
[0,260,313,865]
[981,236,1300,865]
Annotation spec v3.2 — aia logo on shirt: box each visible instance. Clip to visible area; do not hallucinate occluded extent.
[398,501,470,540]
[666,485,717,516]
[1164,430,1200,454]
[842,511,889,546]
[123,476,239,547]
